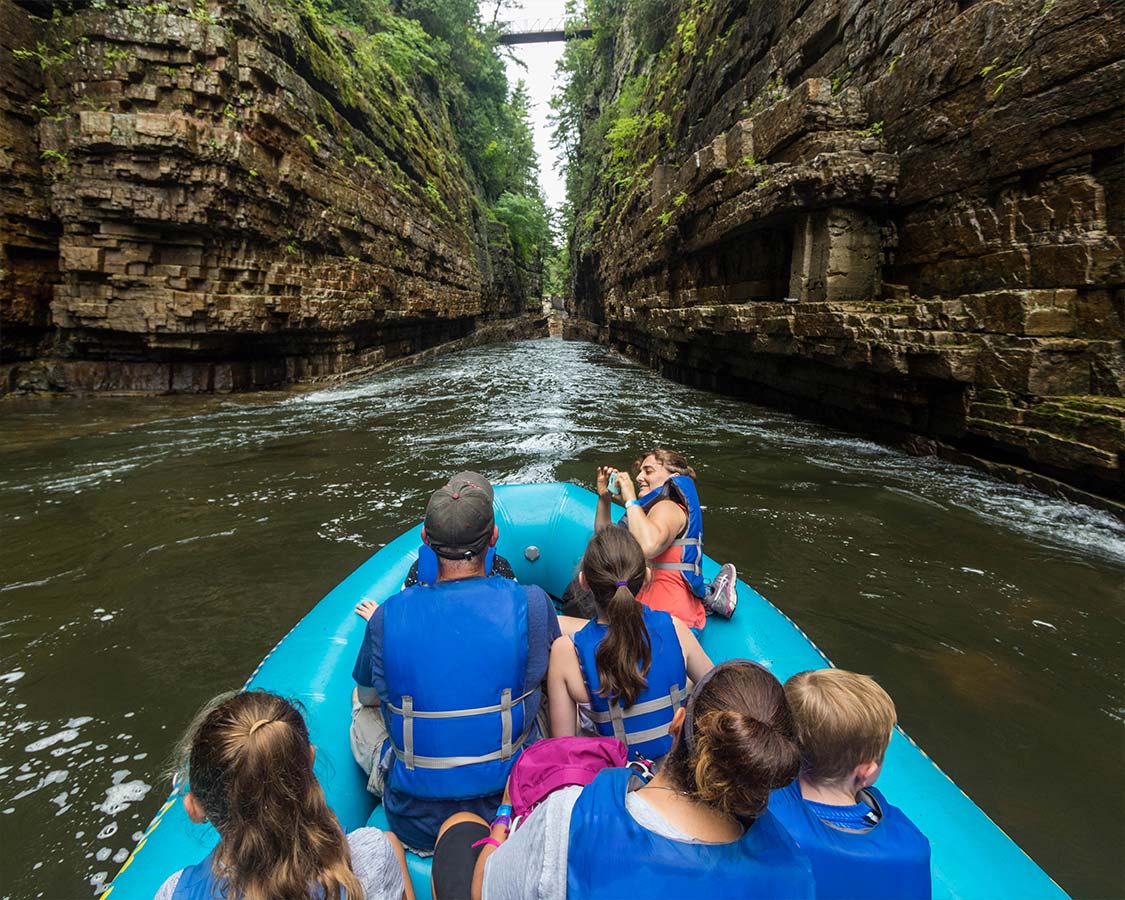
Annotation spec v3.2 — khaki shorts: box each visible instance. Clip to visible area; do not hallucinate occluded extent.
[350,690,390,797]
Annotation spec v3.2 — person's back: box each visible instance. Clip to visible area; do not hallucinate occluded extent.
[551,527,712,763]
[381,574,534,802]
[767,669,931,900]
[351,472,560,852]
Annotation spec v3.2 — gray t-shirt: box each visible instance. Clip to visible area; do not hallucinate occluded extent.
[153,827,403,900]
[482,780,709,900]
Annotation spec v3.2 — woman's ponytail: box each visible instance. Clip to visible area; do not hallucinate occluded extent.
[582,528,650,707]
[663,661,801,821]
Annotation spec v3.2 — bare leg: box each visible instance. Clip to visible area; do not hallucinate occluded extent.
[433,813,490,900]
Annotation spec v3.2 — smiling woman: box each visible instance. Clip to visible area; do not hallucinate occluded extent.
[573,448,735,630]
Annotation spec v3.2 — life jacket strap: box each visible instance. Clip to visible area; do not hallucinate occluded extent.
[390,686,537,770]
[593,684,690,746]
[614,721,683,746]
[587,684,690,724]
[652,560,704,576]
[651,537,703,575]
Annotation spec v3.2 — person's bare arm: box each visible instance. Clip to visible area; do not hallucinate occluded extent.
[548,637,582,738]
[673,618,714,683]
[614,471,686,558]
[594,465,615,531]
[556,614,589,637]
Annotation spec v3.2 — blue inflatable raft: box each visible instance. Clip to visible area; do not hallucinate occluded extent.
[104,482,1069,900]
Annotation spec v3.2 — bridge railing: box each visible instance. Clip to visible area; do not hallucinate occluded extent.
[497,17,593,43]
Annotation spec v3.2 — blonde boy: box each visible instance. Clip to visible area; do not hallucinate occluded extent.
[768,669,931,900]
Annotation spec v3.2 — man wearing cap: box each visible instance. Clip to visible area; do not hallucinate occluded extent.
[350,472,561,852]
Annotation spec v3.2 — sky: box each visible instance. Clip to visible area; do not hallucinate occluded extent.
[493,0,569,210]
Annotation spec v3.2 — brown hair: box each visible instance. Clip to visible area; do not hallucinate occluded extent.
[785,669,896,784]
[582,527,651,707]
[663,661,800,821]
[175,690,363,900]
[634,448,697,481]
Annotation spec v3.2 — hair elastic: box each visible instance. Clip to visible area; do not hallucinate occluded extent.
[615,580,629,587]
[247,718,274,736]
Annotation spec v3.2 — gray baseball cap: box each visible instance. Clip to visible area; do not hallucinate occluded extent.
[424,471,495,559]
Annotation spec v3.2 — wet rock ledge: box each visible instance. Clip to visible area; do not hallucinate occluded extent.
[565,0,1124,502]
[0,0,545,393]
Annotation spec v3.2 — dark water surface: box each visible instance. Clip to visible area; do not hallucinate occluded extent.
[1,338,1122,899]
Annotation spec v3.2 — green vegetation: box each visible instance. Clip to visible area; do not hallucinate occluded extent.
[39,149,70,178]
[491,191,551,262]
[187,0,215,24]
[283,0,550,276]
[23,0,551,289]
[11,39,73,70]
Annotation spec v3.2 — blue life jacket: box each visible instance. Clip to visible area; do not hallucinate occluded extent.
[171,849,340,899]
[567,768,815,900]
[170,851,223,900]
[767,781,931,900]
[619,474,706,599]
[381,576,534,800]
[416,543,495,586]
[571,607,688,760]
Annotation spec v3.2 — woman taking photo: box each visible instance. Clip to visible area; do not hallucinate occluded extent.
[549,527,712,762]
[156,690,413,900]
[591,448,737,630]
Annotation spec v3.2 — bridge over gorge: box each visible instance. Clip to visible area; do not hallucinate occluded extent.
[497,17,593,44]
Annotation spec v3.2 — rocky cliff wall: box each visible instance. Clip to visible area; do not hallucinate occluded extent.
[0,0,543,393]
[565,0,1123,501]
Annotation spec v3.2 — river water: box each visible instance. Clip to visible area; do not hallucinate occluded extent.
[0,338,1121,898]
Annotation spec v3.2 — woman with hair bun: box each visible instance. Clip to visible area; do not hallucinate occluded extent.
[451,660,814,900]
[155,690,414,900]
[549,527,712,762]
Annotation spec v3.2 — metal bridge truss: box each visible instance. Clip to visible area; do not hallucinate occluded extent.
[497,17,593,44]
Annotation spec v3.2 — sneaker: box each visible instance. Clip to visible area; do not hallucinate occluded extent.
[704,563,738,618]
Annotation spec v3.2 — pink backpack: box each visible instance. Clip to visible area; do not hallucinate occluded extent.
[508,736,632,820]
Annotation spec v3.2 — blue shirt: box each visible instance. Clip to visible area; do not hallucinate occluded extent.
[352,579,560,850]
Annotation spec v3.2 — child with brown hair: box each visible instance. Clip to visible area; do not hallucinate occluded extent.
[156,689,414,900]
[768,669,931,900]
[549,526,712,762]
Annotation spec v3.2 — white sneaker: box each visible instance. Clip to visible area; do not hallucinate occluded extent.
[704,563,738,618]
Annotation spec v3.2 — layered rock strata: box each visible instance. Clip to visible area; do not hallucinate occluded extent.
[1,0,542,393]
[567,0,1124,501]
